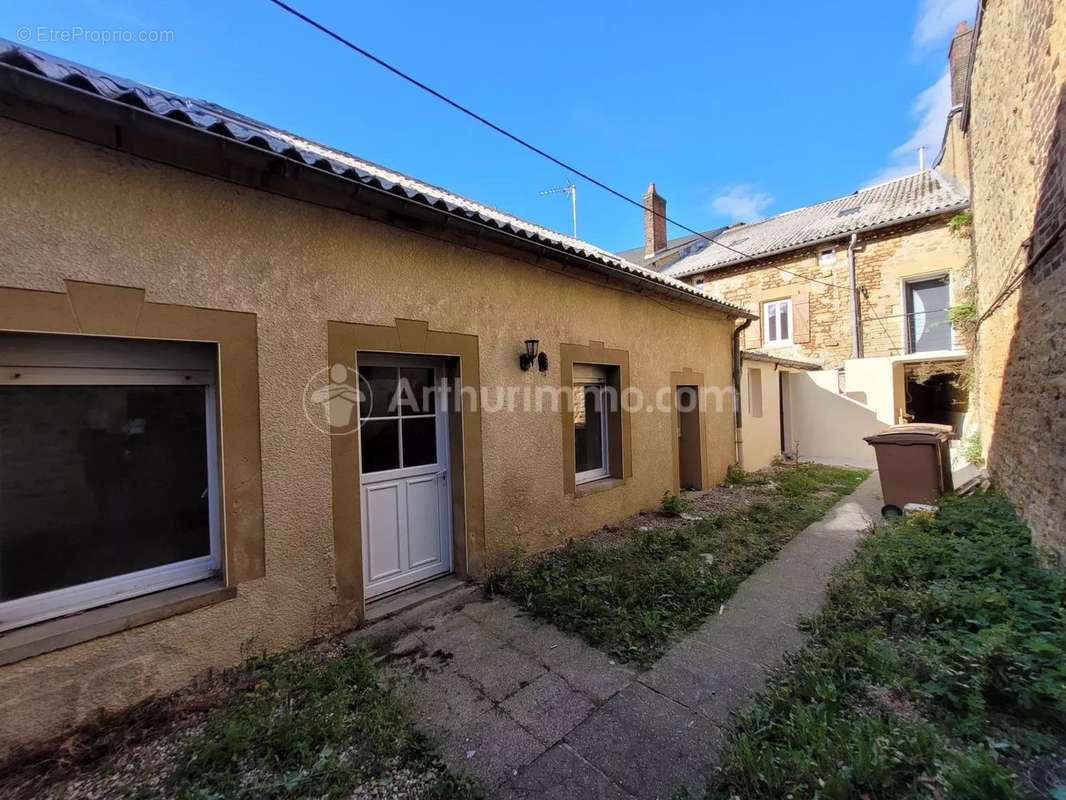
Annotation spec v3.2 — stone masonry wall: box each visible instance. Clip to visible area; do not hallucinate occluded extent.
[691,215,971,368]
[967,0,1066,553]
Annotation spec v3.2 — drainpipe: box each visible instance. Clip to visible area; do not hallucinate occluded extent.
[847,233,863,359]
[732,318,753,467]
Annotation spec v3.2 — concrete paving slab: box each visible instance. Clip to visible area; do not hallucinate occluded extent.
[388,667,494,736]
[552,646,636,705]
[441,707,544,790]
[497,744,636,800]
[565,682,725,799]
[500,671,597,746]
[452,637,548,702]
[639,638,769,726]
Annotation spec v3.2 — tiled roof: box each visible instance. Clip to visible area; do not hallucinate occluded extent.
[662,171,970,279]
[0,40,755,320]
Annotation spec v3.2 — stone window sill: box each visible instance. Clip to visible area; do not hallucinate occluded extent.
[0,579,236,667]
[574,476,626,497]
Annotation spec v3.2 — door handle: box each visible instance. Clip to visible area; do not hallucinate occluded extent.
[439,469,448,481]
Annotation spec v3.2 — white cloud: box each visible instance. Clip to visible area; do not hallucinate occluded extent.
[710,185,774,222]
[914,0,974,48]
[868,69,952,185]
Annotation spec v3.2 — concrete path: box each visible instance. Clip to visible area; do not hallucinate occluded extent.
[349,474,882,799]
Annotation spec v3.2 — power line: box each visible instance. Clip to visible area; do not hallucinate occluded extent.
[264,0,853,293]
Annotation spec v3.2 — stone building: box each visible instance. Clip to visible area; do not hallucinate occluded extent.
[963,0,1065,552]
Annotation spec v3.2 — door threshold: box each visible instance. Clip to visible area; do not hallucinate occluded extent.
[364,574,464,623]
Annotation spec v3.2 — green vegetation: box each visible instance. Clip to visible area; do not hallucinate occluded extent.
[950,209,974,233]
[170,644,480,800]
[708,491,1066,800]
[962,430,985,467]
[489,464,868,666]
[660,491,695,516]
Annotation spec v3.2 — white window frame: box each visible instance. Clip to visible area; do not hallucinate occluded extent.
[573,365,610,485]
[762,298,793,347]
[0,346,222,633]
[818,247,837,266]
[694,277,706,293]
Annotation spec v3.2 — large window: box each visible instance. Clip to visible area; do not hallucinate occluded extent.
[573,364,610,484]
[763,298,792,346]
[904,274,952,353]
[0,333,221,632]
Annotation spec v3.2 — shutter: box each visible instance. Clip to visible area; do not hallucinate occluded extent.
[745,305,763,348]
[792,289,811,344]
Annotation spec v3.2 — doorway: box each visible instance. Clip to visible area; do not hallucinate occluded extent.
[357,354,452,599]
[676,385,703,490]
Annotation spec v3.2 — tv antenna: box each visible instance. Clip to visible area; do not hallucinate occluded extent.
[539,182,577,238]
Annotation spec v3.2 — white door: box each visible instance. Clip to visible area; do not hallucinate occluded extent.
[358,355,452,599]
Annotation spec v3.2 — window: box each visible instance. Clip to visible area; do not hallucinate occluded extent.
[762,298,792,346]
[573,364,610,484]
[818,247,837,266]
[904,275,952,353]
[0,333,221,633]
[694,277,706,292]
[747,368,764,418]
[357,361,440,474]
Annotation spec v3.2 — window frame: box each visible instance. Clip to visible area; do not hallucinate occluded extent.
[0,355,222,634]
[901,271,954,354]
[762,298,793,347]
[747,367,764,418]
[818,247,837,266]
[573,366,611,485]
[355,354,446,479]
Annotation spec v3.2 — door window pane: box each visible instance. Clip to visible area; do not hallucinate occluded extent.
[398,367,436,415]
[359,419,400,473]
[401,417,437,467]
[574,384,605,474]
[358,366,398,418]
[0,385,210,602]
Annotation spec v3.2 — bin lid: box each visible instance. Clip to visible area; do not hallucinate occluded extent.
[863,423,954,446]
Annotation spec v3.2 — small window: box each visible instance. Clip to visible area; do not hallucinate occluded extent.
[0,333,221,633]
[573,364,610,484]
[694,277,705,292]
[818,247,836,266]
[762,298,793,346]
[357,363,440,473]
[747,368,764,418]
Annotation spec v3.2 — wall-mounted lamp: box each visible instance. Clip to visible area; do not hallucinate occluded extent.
[520,339,549,372]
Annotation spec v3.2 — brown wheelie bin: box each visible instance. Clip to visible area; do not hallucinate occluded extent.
[863,423,954,517]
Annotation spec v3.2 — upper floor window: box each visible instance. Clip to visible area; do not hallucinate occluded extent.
[904,274,952,353]
[694,277,705,292]
[763,299,792,347]
[0,333,221,632]
[818,247,837,266]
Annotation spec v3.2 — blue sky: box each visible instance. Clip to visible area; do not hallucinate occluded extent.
[1,0,974,251]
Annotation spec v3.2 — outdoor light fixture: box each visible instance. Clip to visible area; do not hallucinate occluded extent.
[520,339,548,372]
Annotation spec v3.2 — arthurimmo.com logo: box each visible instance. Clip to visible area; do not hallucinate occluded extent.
[302,363,373,436]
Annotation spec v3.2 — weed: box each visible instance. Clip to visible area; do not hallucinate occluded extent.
[489,464,868,665]
[170,643,481,799]
[660,491,694,516]
[707,490,1065,799]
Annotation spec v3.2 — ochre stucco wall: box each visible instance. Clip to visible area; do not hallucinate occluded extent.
[967,0,1066,552]
[691,217,971,368]
[0,119,739,750]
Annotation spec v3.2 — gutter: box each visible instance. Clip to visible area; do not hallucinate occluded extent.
[732,318,754,467]
[847,233,863,358]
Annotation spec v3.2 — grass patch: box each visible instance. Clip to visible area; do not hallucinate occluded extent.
[167,643,480,799]
[488,463,869,666]
[707,491,1066,800]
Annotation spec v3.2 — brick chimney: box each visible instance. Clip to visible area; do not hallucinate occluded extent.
[643,183,667,258]
[948,21,974,107]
